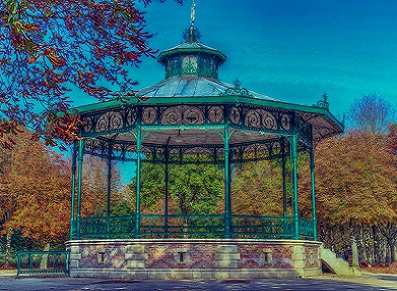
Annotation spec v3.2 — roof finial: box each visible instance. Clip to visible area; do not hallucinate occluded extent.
[189,0,196,42]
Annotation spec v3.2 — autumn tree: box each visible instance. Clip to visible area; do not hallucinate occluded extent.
[80,156,123,218]
[0,128,72,267]
[348,94,395,134]
[0,0,181,148]
[231,160,285,216]
[300,130,397,263]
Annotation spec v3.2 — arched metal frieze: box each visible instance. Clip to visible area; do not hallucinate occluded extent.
[159,105,206,126]
[294,113,313,146]
[314,126,333,142]
[229,104,294,135]
[280,114,291,131]
[229,106,241,126]
[207,105,224,123]
[80,106,137,137]
[183,106,205,124]
[95,111,124,132]
[141,107,158,125]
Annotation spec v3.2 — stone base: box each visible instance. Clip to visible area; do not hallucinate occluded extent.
[66,239,322,279]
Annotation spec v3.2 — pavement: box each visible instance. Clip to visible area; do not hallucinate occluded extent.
[1,271,397,290]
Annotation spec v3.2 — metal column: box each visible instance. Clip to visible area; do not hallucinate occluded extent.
[106,144,113,238]
[281,138,287,218]
[76,139,84,240]
[291,134,299,239]
[310,146,318,241]
[69,142,77,240]
[134,125,142,238]
[164,140,170,238]
[224,124,231,238]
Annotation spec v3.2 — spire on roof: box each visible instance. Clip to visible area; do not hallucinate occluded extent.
[189,0,196,42]
[183,0,201,43]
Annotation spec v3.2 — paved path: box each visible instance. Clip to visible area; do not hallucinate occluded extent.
[1,273,397,291]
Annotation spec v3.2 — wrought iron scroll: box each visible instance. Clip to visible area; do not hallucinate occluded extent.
[229,104,293,135]
[81,134,314,164]
[314,93,329,110]
[230,138,285,163]
[81,106,137,137]
[219,79,253,97]
[294,113,313,147]
[79,103,301,138]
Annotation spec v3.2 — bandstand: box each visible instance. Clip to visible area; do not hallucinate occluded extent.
[64,3,343,279]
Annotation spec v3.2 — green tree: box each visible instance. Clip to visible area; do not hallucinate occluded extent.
[169,163,223,215]
[128,162,223,215]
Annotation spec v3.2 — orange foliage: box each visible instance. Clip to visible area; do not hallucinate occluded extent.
[0,129,71,246]
[0,0,182,147]
[300,130,397,227]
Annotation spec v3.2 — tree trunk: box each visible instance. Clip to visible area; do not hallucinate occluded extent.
[385,245,391,266]
[4,229,12,269]
[373,225,380,265]
[388,239,396,263]
[40,243,50,269]
[359,228,367,264]
[350,223,359,268]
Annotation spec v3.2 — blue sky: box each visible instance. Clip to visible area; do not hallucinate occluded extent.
[121,0,397,122]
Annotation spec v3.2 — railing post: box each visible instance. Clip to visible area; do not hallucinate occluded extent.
[17,252,20,276]
[29,253,32,269]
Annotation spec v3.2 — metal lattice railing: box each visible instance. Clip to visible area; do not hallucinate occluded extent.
[76,215,314,240]
[232,216,295,239]
[17,250,69,276]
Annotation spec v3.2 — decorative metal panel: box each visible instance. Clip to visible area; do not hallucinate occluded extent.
[229,104,294,135]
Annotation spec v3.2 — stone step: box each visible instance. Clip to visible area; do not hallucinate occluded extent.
[320,246,361,276]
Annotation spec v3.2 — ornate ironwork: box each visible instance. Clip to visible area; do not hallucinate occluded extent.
[81,106,137,137]
[299,218,315,240]
[230,138,286,163]
[314,93,330,110]
[76,215,313,239]
[79,103,301,139]
[80,133,312,165]
[219,79,253,97]
[229,104,294,135]
[17,251,69,276]
[294,113,313,147]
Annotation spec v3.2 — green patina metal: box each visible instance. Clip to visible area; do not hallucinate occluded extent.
[310,146,318,241]
[17,250,69,276]
[291,134,299,239]
[224,122,231,238]
[75,139,84,240]
[69,143,77,240]
[59,7,344,242]
[135,125,142,239]
[77,214,306,239]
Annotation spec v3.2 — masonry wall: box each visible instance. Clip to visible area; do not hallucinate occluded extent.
[66,239,322,279]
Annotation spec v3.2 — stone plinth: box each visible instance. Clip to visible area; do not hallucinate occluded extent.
[65,239,321,279]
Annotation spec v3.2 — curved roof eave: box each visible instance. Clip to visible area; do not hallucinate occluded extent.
[71,93,343,132]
